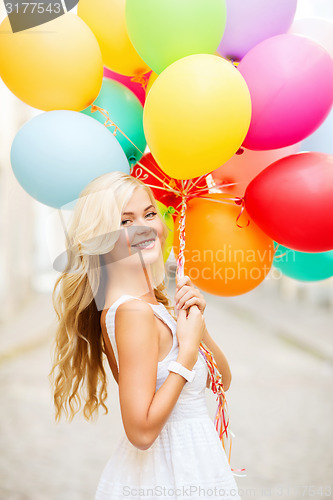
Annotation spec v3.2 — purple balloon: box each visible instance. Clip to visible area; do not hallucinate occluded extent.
[218,0,297,61]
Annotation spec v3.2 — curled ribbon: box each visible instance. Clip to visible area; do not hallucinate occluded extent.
[130,71,150,90]
[199,342,246,476]
[234,197,250,229]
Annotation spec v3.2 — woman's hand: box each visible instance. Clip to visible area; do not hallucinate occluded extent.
[174,275,206,314]
[176,307,205,352]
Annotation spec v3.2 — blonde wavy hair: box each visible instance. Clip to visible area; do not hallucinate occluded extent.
[49,171,176,423]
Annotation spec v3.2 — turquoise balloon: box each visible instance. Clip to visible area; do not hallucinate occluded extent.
[81,78,146,165]
[273,242,333,282]
[10,110,130,209]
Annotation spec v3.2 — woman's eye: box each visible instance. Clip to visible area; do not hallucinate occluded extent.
[121,219,131,226]
[146,211,157,218]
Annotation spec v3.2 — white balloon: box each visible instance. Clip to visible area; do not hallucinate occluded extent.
[295,0,333,20]
[290,17,333,58]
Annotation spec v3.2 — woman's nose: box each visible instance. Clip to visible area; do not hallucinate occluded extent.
[136,219,152,231]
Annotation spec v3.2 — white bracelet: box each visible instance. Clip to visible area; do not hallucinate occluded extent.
[167,360,196,383]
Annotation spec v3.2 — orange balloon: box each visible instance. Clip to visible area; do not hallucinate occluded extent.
[77,0,149,76]
[173,194,274,296]
[212,144,300,197]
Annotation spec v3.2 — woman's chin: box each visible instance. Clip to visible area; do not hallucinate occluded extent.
[141,247,163,265]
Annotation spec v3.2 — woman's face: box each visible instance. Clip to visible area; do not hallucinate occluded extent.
[108,188,165,267]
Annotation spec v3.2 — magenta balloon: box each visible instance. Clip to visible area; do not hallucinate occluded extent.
[103,67,151,106]
[238,34,333,151]
[218,0,297,61]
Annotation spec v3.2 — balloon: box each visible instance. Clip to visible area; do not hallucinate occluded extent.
[10,111,130,209]
[212,144,300,197]
[143,54,252,180]
[172,194,274,296]
[218,0,297,61]
[103,67,151,106]
[81,78,146,165]
[77,0,149,76]
[290,17,333,59]
[146,71,158,96]
[0,13,103,111]
[301,106,333,156]
[238,34,333,151]
[126,0,227,75]
[244,152,333,252]
[131,153,208,216]
[156,200,175,262]
[273,242,333,282]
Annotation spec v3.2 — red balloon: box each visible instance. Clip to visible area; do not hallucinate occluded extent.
[131,153,207,217]
[103,67,151,106]
[244,152,333,252]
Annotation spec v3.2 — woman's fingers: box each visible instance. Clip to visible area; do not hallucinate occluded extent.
[175,275,192,291]
[176,289,196,309]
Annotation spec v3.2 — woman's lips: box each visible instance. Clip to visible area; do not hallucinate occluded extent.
[131,238,156,249]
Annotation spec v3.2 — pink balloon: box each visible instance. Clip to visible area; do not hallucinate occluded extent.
[103,67,151,106]
[238,34,333,151]
[211,143,300,197]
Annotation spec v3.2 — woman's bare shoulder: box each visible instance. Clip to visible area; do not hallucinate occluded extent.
[115,298,155,323]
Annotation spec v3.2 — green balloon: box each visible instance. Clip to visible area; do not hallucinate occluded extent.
[273,242,333,282]
[81,78,146,165]
[126,0,227,74]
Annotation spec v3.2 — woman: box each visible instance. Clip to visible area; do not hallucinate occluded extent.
[49,171,241,499]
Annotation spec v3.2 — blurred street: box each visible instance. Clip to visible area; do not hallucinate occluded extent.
[0,278,332,500]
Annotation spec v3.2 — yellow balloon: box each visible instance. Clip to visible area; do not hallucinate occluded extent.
[77,0,149,77]
[0,13,103,111]
[146,71,158,95]
[143,54,252,180]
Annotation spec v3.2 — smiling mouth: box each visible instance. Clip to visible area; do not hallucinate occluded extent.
[131,238,156,249]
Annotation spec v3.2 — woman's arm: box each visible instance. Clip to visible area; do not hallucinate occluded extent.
[202,321,232,391]
[115,299,198,451]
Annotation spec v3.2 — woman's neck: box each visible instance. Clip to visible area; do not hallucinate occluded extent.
[103,261,158,307]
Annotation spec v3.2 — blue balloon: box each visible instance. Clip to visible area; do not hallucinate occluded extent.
[10,110,130,209]
[301,107,333,155]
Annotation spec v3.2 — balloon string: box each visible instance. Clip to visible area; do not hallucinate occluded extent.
[135,160,180,196]
[273,242,287,259]
[198,343,246,475]
[130,71,151,90]
[90,104,146,166]
[185,173,209,194]
[176,194,187,283]
[234,197,250,228]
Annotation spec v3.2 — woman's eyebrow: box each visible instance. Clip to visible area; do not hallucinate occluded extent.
[122,204,154,216]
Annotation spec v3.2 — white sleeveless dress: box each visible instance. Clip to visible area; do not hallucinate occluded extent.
[95,295,241,500]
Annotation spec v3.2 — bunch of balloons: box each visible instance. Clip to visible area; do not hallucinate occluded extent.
[1,0,333,296]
